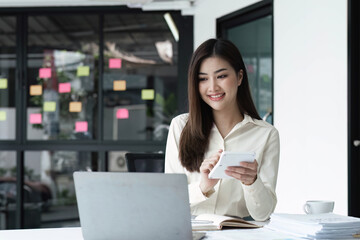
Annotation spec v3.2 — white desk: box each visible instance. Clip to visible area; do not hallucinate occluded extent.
[0,227,303,240]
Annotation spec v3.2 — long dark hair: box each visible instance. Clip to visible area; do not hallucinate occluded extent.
[179,38,261,172]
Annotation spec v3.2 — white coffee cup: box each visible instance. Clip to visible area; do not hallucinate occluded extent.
[303,200,334,214]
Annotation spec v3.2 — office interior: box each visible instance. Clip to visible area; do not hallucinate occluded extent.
[0,0,358,230]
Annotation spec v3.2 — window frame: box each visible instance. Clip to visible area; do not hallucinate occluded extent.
[0,6,193,228]
[216,0,274,123]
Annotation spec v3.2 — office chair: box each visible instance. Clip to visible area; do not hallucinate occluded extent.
[125,153,165,173]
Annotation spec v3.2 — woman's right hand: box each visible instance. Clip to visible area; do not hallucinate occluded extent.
[199,149,223,195]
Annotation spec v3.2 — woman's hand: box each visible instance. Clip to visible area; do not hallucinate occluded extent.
[199,149,223,194]
[225,160,258,185]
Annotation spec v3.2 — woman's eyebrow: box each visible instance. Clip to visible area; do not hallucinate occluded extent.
[214,68,227,73]
[198,68,227,75]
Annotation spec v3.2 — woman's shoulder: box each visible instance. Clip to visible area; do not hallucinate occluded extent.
[247,115,278,133]
[172,113,189,123]
[170,113,189,129]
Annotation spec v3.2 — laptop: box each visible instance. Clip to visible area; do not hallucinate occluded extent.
[74,172,193,240]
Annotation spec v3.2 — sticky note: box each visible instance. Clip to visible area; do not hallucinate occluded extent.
[30,85,42,96]
[75,121,88,132]
[77,66,90,77]
[43,101,56,112]
[0,111,6,121]
[69,102,82,112]
[113,80,126,91]
[39,68,52,78]
[59,83,71,93]
[29,113,42,124]
[109,58,122,69]
[0,78,8,89]
[116,109,129,119]
[141,89,155,100]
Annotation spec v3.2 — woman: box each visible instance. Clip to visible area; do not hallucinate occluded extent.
[165,38,279,221]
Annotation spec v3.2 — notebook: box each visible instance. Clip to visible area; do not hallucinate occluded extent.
[74,172,193,240]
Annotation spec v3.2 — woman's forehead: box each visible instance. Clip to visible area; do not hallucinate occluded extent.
[199,56,232,72]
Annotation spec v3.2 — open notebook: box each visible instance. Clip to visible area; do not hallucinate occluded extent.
[192,214,260,231]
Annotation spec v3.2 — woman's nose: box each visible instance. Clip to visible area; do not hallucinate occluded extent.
[208,77,219,91]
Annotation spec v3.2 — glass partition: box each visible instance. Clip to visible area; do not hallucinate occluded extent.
[226,15,273,123]
[27,15,99,140]
[0,9,191,229]
[0,151,16,229]
[103,13,178,141]
[24,151,98,228]
[0,16,16,140]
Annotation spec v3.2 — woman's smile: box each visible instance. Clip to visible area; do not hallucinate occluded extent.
[208,93,225,101]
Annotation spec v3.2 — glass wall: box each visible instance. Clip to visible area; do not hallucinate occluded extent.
[217,2,273,123]
[226,16,273,123]
[103,14,178,141]
[0,151,16,229]
[27,15,99,140]
[25,151,98,228]
[0,8,192,229]
[0,16,16,140]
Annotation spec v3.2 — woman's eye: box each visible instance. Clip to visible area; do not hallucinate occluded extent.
[218,74,227,79]
[198,77,207,81]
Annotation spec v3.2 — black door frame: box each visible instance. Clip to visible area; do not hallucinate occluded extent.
[216,0,273,123]
[348,0,360,217]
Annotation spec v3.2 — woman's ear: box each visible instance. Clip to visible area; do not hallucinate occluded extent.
[237,70,243,86]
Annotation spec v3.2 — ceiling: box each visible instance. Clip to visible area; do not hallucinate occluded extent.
[0,0,195,68]
[0,0,196,11]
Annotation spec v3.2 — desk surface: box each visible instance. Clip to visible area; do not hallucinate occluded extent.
[0,227,303,240]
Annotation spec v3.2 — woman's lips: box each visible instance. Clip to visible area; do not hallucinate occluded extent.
[208,93,225,101]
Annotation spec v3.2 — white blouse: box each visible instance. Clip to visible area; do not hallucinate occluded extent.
[165,113,280,221]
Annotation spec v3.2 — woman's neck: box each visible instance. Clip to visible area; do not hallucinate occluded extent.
[213,107,244,139]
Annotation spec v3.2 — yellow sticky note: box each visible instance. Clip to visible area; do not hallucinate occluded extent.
[30,85,43,96]
[141,89,155,100]
[77,66,90,77]
[0,111,6,121]
[69,102,82,112]
[43,101,56,112]
[0,78,8,89]
[113,80,126,91]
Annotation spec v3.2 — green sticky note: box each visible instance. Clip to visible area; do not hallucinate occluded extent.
[0,78,8,89]
[77,66,90,77]
[43,101,56,112]
[141,89,155,100]
[0,111,6,121]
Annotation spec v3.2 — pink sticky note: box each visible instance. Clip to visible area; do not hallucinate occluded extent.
[59,83,71,93]
[109,58,122,69]
[29,113,42,124]
[116,109,129,119]
[39,68,52,78]
[75,121,88,132]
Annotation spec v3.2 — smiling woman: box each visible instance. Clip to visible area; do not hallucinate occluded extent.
[198,57,242,120]
[165,38,280,221]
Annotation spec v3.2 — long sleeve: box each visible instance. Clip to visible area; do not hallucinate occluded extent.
[165,114,280,219]
[164,117,185,174]
[242,128,280,221]
[165,115,209,205]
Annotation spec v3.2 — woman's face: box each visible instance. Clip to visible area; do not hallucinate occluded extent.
[198,56,243,113]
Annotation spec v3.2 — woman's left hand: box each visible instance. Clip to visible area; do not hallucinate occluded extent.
[225,160,258,185]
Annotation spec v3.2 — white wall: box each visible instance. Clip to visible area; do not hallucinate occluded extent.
[274,0,347,214]
[193,0,261,49]
[193,0,348,214]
